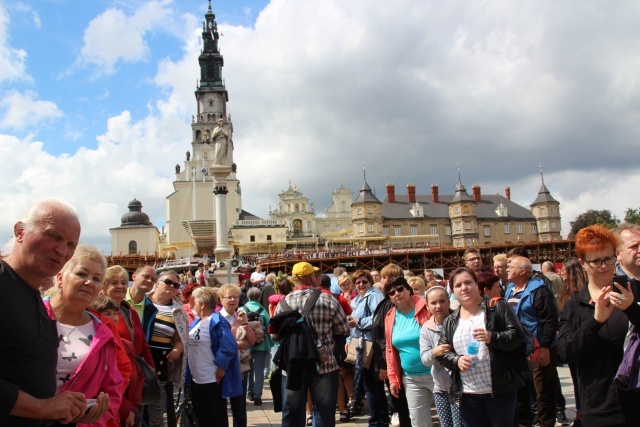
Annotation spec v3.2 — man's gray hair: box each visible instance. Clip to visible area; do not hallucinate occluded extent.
[3,198,79,256]
[542,261,554,272]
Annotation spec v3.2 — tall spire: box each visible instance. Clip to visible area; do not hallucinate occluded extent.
[363,159,366,182]
[198,1,225,90]
[532,164,558,205]
[539,163,545,185]
[457,160,462,183]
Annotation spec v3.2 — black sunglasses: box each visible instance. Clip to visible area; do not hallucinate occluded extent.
[388,286,407,297]
[162,278,181,289]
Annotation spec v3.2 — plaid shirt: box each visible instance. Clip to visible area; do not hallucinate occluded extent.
[276,287,349,374]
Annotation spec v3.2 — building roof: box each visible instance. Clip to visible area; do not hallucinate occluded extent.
[353,180,381,204]
[239,210,261,221]
[531,182,559,205]
[382,194,535,220]
[451,182,474,203]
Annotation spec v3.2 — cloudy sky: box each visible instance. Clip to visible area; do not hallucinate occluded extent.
[1,0,639,252]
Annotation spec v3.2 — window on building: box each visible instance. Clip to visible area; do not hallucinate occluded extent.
[445,227,451,236]
[368,224,374,232]
[504,224,510,234]
[551,221,557,229]
[128,240,137,255]
[465,222,471,230]
[357,208,363,215]
[484,226,490,237]
[542,221,548,229]
[395,227,401,236]
[250,235,255,242]
[266,235,272,241]
[466,238,472,246]
[368,207,373,214]
[455,206,460,214]
[383,228,389,235]
[430,226,437,235]
[456,223,461,231]
[550,207,555,214]
[411,227,417,235]
[517,224,523,234]
[358,225,364,234]
[541,208,546,214]
[209,100,213,106]
[532,225,537,233]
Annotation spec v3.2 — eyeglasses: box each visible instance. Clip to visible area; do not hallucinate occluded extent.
[466,257,481,262]
[223,295,239,300]
[584,256,616,268]
[388,286,407,297]
[162,278,181,289]
[355,280,369,285]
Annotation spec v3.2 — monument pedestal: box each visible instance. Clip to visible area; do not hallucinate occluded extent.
[211,165,233,278]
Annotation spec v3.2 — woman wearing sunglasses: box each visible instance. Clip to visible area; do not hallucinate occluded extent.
[558,225,640,427]
[143,270,189,427]
[385,276,433,426]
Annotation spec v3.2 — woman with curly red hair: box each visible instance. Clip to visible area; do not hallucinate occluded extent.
[558,225,640,426]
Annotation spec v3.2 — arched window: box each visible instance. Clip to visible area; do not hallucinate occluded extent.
[195,130,201,141]
[128,240,138,255]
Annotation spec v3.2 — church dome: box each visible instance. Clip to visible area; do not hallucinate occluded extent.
[121,198,152,226]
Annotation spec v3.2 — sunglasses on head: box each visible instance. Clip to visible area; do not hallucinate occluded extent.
[388,286,407,297]
[162,278,181,289]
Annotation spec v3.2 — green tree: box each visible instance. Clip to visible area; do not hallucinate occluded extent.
[569,209,620,238]
[624,207,640,225]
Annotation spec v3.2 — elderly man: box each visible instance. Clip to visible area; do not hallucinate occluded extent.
[615,223,640,280]
[1,198,88,426]
[505,257,559,427]
[541,261,563,297]
[276,262,349,427]
[463,248,484,273]
[125,265,157,320]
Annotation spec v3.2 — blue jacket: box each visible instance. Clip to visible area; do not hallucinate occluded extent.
[505,277,557,348]
[186,314,242,398]
[350,287,384,341]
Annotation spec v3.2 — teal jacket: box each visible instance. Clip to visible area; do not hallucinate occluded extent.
[241,301,273,352]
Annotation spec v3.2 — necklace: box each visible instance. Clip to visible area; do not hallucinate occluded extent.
[52,305,85,344]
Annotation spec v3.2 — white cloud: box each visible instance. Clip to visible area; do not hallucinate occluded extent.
[14,2,41,28]
[76,1,176,75]
[0,4,30,83]
[3,0,640,254]
[0,90,62,130]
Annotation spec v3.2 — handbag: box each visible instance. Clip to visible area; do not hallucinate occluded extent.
[176,385,198,427]
[345,338,373,369]
[136,355,162,405]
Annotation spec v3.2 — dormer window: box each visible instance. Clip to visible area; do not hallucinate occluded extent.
[410,202,424,218]
[495,202,508,217]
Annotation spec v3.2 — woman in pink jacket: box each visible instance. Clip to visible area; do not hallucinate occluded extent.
[45,244,123,427]
[385,276,433,427]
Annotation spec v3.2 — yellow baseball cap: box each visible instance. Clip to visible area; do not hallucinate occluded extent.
[292,262,320,277]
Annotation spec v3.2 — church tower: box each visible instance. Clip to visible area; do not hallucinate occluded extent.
[164,1,242,259]
[531,168,562,242]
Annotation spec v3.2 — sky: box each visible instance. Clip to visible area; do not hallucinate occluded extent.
[1,0,639,253]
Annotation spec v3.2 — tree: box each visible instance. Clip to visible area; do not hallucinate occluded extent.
[569,209,620,238]
[624,207,640,225]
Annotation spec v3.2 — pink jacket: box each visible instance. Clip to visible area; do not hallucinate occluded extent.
[44,300,124,427]
[385,295,431,389]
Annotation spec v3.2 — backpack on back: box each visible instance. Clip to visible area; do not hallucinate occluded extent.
[245,305,266,344]
[488,297,541,369]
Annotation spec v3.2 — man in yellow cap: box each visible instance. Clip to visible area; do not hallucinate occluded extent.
[276,262,349,427]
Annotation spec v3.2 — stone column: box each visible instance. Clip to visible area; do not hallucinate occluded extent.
[210,165,232,263]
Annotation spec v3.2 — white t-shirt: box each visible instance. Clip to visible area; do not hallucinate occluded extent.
[452,310,492,394]
[250,271,265,284]
[56,320,96,393]
[187,317,218,384]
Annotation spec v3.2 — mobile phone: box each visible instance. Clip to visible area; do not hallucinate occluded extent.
[85,401,97,415]
[613,275,628,287]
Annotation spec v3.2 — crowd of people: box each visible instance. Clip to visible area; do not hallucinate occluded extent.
[2,197,640,427]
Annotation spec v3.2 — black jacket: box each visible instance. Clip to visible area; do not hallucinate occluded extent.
[371,297,394,372]
[436,297,526,404]
[557,285,640,426]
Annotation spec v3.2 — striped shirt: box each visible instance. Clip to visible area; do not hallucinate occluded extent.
[276,287,349,374]
[149,303,176,350]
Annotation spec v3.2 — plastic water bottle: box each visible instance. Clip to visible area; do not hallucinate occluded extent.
[467,337,480,372]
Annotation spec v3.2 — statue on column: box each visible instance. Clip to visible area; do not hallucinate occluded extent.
[212,118,230,165]
[203,129,210,143]
[186,151,191,161]
[175,164,180,173]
